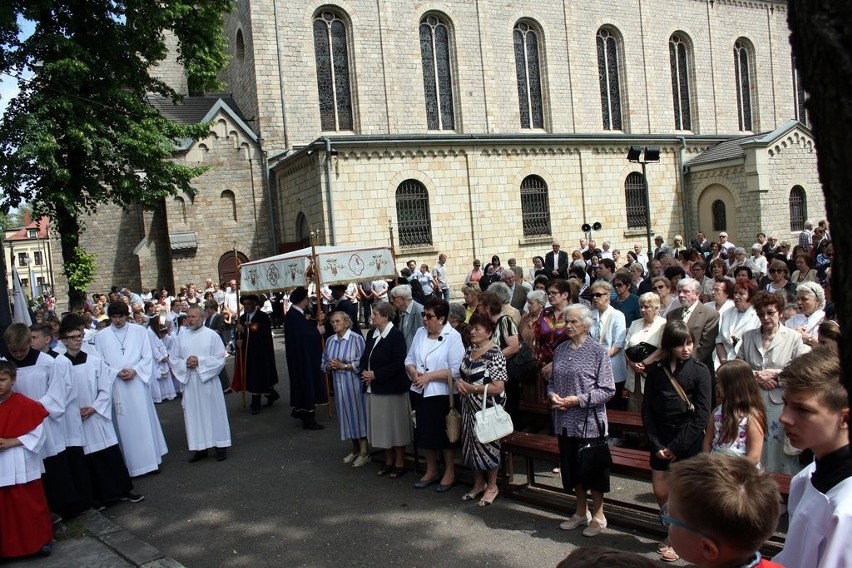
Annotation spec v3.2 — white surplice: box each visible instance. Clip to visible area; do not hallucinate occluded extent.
[4,351,67,459]
[94,323,167,476]
[52,353,85,448]
[170,326,230,451]
[0,422,46,487]
[66,352,119,454]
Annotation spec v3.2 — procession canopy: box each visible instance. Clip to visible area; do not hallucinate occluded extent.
[239,246,397,292]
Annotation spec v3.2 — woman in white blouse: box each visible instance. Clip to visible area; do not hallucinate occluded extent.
[623,293,666,413]
[785,281,826,347]
[714,281,760,369]
[405,299,466,492]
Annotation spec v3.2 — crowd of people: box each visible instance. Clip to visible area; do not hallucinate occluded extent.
[1,221,849,565]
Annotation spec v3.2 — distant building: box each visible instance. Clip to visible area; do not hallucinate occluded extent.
[3,212,57,301]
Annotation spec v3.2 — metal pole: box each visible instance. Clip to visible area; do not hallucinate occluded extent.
[642,161,653,257]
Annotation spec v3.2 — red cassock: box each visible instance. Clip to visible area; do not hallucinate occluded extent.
[0,393,53,558]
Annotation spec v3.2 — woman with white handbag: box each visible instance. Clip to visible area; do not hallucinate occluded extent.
[456,312,508,507]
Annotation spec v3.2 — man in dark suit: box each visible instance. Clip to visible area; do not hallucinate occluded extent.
[506,267,528,311]
[283,287,327,429]
[544,239,569,279]
[326,285,360,336]
[237,294,280,414]
[203,300,231,391]
[653,235,673,260]
[388,284,423,350]
[665,278,720,371]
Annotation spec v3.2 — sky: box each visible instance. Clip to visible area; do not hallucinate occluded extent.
[0,17,35,117]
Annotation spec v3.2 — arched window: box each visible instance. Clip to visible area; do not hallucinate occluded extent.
[174,196,187,224]
[792,57,807,124]
[514,22,544,129]
[396,180,433,247]
[221,190,237,222]
[734,39,754,131]
[625,172,647,228]
[669,33,692,131]
[313,11,354,131]
[712,200,727,231]
[235,29,245,62]
[789,186,807,232]
[296,212,310,247]
[420,14,455,130]
[520,175,551,237]
[596,27,623,131]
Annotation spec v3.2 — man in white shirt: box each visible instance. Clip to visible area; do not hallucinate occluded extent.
[718,232,735,253]
[432,253,449,301]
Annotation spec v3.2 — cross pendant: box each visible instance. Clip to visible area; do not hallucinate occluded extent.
[121,347,126,354]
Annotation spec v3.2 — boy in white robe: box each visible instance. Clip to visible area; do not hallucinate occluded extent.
[93,302,167,477]
[775,346,852,568]
[170,306,230,462]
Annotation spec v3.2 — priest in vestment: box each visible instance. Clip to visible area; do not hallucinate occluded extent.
[59,316,141,506]
[0,361,54,559]
[284,287,328,430]
[170,306,231,462]
[237,294,279,414]
[93,302,167,477]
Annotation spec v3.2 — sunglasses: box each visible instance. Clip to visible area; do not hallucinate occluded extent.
[422,313,437,320]
[591,292,608,298]
[769,269,785,274]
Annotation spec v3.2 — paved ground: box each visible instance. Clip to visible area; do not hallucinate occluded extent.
[7,331,685,567]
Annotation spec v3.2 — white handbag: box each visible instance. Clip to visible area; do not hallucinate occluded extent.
[474,383,514,444]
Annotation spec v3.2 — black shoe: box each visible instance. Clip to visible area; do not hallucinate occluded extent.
[216,448,228,462]
[250,406,261,415]
[121,492,145,503]
[303,421,325,430]
[189,450,209,463]
[265,390,280,407]
[39,543,53,556]
[290,408,303,419]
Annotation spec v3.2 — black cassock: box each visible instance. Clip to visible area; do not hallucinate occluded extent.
[239,309,279,393]
[284,306,328,409]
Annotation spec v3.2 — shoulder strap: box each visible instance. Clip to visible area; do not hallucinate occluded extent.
[598,309,613,345]
[663,364,695,412]
[447,368,455,410]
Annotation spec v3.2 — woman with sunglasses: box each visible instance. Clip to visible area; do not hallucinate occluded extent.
[405,298,465,492]
[762,259,796,303]
[650,276,679,318]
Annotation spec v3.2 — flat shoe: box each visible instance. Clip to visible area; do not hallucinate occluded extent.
[659,547,680,562]
[376,464,394,477]
[582,517,607,537]
[478,490,498,507]
[461,489,486,501]
[656,540,671,554]
[342,452,357,464]
[352,454,371,468]
[414,477,440,489]
[435,482,455,493]
[559,512,592,530]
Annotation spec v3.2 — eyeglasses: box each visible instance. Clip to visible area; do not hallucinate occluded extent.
[63,334,83,340]
[653,285,668,290]
[546,290,561,296]
[769,269,785,274]
[422,313,437,320]
[591,292,608,298]
[756,310,779,318]
[660,513,710,539]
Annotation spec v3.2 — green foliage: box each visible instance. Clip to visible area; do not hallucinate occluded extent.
[0,1,234,299]
[63,246,97,291]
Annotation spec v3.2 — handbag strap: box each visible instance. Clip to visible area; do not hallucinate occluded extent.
[481,382,488,411]
[447,369,455,410]
[581,364,606,439]
[663,364,695,412]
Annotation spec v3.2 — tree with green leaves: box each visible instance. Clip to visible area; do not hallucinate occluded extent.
[0,1,234,308]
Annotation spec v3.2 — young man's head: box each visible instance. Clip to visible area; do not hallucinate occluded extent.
[29,323,53,353]
[107,301,131,328]
[59,314,87,355]
[780,345,849,459]
[3,323,33,361]
[666,453,780,567]
[0,360,17,402]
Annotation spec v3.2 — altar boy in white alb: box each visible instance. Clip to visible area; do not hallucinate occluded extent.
[94,302,167,476]
[170,306,231,462]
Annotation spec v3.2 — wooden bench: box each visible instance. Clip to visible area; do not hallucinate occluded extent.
[500,431,790,499]
[605,409,645,434]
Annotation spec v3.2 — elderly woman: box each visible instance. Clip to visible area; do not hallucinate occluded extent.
[487,281,521,325]
[745,244,768,279]
[714,280,760,370]
[321,311,369,467]
[785,281,826,347]
[405,298,465,491]
[624,292,666,413]
[707,278,735,319]
[447,303,472,348]
[791,253,818,284]
[520,290,546,347]
[360,301,411,478]
[456,313,508,507]
[726,247,748,277]
[549,304,615,536]
[763,259,797,302]
[709,258,728,282]
[464,259,484,287]
[533,279,573,380]
[738,291,810,474]
[651,276,679,318]
[642,321,712,563]
[589,281,627,411]
[461,284,481,323]
[628,262,645,294]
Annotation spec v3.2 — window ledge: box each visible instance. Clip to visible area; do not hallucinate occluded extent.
[398,245,439,257]
[518,236,553,246]
[623,229,656,239]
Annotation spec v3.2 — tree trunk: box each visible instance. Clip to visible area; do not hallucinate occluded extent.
[788,2,852,413]
[56,204,86,311]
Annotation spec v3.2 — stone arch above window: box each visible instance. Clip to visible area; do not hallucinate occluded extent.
[625,172,647,228]
[221,190,237,222]
[789,186,807,232]
[514,20,544,129]
[313,9,354,131]
[420,13,455,130]
[396,179,433,247]
[669,32,694,131]
[596,26,623,131]
[520,175,551,236]
[712,199,727,231]
[734,37,756,132]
